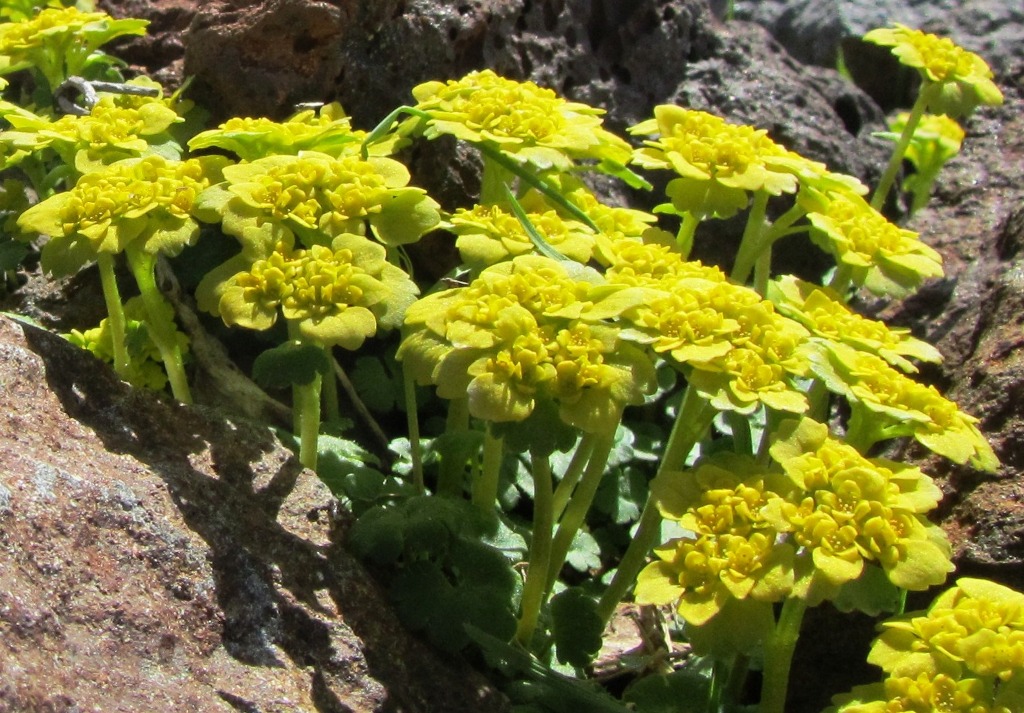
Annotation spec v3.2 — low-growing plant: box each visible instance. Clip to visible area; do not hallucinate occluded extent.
[1,10,1013,713]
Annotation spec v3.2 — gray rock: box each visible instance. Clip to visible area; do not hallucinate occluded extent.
[0,315,507,712]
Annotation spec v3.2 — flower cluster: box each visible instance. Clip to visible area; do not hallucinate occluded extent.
[1,80,182,172]
[864,24,1003,117]
[811,341,998,471]
[410,69,632,171]
[197,233,418,349]
[399,254,656,433]
[630,106,806,219]
[769,275,942,373]
[0,7,148,91]
[596,233,813,414]
[67,295,189,391]
[637,417,952,633]
[448,203,596,268]
[830,578,1024,713]
[17,153,228,275]
[803,189,944,297]
[195,151,440,247]
[188,102,397,160]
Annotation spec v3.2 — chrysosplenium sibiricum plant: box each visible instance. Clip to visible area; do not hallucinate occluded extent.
[3,7,1015,713]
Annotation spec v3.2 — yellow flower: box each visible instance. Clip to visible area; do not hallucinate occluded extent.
[810,341,998,471]
[804,189,943,297]
[767,418,952,597]
[595,231,728,289]
[768,275,943,372]
[188,102,397,160]
[18,154,228,276]
[0,7,148,91]
[448,203,596,268]
[631,105,805,219]
[410,69,632,171]
[831,578,1024,713]
[399,255,655,432]
[636,454,795,625]
[197,151,441,247]
[864,25,1003,117]
[196,233,418,350]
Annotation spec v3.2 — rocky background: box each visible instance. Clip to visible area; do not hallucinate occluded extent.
[1,1,1022,711]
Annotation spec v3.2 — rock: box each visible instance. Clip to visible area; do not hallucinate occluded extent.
[0,315,507,712]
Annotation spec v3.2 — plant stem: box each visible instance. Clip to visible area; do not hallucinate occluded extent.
[124,248,191,403]
[516,449,554,647]
[437,397,470,497]
[545,425,617,592]
[870,84,937,211]
[551,433,597,521]
[759,597,808,713]
[473,424,504,509]
[296,368,323,471]
[96,252,131,379]
[402,367,425,495]
[753,241,773,296]
[676,212,701,259]
[730,191,770,285]
[596,386,715,624]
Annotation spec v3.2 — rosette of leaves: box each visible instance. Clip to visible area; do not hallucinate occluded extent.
[0,6,148,98]
[194,150,441,249]
[188,102,402,160]
[863,24,1003,210]
[17,153,229,403]
[828,578,1024,713]
[808,340,998,471]
[196,231,419,469]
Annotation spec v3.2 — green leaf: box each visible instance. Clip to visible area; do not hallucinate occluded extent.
[251,342,329,388]
[623,665,712,713]
[566,529,601,573]
[832,565,902,616]
[0,238,28,272]
[349,355,399,413]
[551,587,603,667]
[347,505,405,565]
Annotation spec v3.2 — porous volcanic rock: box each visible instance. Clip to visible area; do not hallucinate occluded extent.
[0,315,506,712]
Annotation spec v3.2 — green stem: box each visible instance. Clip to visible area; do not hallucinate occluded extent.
[516,449,554,647]
[473,424,504,509]
[724,653,751,711]
[478,144,601,232]
[551,433,597,521]
[296,369,323,471]
[827,262,854,297]
[545,426,617,592]
[124,248,191,403]
[870,84,938,211]
[96,252,131,379]
[360,105,432,159]
[596,386,716,624]
[676,212,701,259]
[727,410,753,456]
[730,191,770,284]
[402,366,425,495]
[753,241,772,296]
[437,397,470,497]
[760,597,808,713]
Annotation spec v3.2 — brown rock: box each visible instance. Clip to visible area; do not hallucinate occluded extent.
[0,315,506,712]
